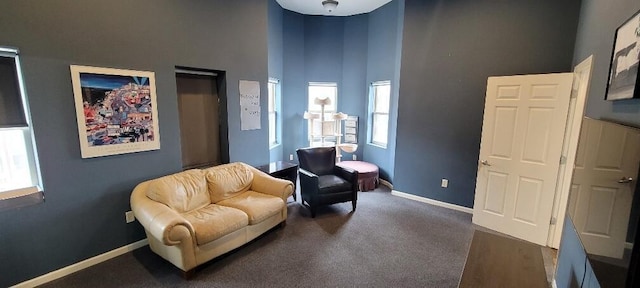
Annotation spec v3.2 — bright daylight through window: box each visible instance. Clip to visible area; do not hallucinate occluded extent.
[307,82,337,144]
[0,47,43,204]
[370,81,390,147]
[268,78,279,147]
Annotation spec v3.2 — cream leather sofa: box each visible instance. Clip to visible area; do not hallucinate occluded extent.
[130,162,293,275]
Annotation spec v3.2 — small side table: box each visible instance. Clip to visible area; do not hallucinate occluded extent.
[256,161,298,201]
[336,161,379,191]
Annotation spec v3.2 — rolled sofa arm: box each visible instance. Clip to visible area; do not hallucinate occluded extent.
[246,164,294,201]
[130,181,195,246]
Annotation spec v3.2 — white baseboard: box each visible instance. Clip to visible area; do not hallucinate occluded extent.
[12,239,148,288]
[391,190,473,214]
[379,179,392,189]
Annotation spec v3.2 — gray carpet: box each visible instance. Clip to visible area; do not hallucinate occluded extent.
[40,186,476,287]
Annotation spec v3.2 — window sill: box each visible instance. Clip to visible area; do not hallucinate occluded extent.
[0,187,44,212]
[368,142,387,149]
[269,143,281,150]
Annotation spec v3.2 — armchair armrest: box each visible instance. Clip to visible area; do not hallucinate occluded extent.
[130,181,196,246]
[247,165,294,201]
[334,166,358,190]
[298,168,319,184]
[298,168,320,198]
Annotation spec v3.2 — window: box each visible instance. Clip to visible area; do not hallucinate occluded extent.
[370,81,391,147]
[307,82,337,145]
[0,47,43,207]
[268,78,279,147]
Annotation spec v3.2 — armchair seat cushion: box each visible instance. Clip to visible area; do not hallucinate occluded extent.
[318,175,352,195]
[183,204,248,245]
[217,191,285,225]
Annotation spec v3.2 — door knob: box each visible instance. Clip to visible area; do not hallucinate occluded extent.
[480,160,491,166]
[618,177,633,184]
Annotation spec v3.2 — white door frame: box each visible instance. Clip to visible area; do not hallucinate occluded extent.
[547,55,594,248]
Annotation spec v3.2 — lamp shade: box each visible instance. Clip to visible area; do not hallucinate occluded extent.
[338,143,358,153]
[322,0,338,12]
[332,112,348,120]
[314,96,331,106]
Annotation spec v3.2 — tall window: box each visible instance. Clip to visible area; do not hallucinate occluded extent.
[268,78,279,147]
[370,81,391,147]
[308,82,337,145]
[0,47,43,204]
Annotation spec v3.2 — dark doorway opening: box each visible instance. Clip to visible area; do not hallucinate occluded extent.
[175,67,229,169]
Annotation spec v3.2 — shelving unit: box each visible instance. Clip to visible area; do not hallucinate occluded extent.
[303,97,357,162]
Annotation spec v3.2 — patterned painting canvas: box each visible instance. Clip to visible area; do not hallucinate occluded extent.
[70,65,160,158]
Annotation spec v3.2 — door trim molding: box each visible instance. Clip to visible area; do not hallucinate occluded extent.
[547,55,594,249]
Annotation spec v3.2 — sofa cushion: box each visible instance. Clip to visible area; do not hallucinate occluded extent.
[217,191,285,225]
[182,204,249,245]
[146,169,210,213]
[204,163,254,203]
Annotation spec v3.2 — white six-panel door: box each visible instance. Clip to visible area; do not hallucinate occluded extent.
[473,73,573,246]
[567,117,640,259]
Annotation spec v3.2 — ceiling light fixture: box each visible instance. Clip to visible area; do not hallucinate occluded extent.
[322,0,339,13]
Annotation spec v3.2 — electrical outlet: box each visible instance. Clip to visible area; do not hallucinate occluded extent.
[125,211,135,223]
[441,179,449,188]
[289,154,294,161]
[353,155,357,160]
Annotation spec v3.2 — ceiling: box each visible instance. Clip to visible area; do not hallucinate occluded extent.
[276,0,392,16]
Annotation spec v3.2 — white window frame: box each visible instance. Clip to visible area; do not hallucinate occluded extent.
[0,47,43,205]
[307,82,338,145]
[369,80,391,148]
[268,78,279,148]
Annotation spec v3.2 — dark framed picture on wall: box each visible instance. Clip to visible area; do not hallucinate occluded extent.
[605,9,640,100]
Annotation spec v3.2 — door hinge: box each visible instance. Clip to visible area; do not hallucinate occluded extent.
[560,155,567,164]
[570,74,580,98]
[550,217,557,225]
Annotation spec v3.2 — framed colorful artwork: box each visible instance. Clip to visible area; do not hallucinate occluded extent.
[70,65,160,158]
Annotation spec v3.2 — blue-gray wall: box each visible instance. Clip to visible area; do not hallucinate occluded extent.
[555,0,640,286]
[340,15,369,161]
[393,0,582,208]
[282,10,305,162]
[279,3,404,176]
[0,1,269,286]
[363,0,404,182]
[269,0,284,162]
[574,0,640,127]
[281,13,369,163]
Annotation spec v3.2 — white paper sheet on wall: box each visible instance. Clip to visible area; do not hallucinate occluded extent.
[239,80,261,130]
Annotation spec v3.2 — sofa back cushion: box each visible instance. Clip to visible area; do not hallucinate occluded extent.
[146,169,210,213]
[204,163,253,203]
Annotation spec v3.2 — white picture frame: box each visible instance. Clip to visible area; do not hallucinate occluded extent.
[70,65,160,158]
